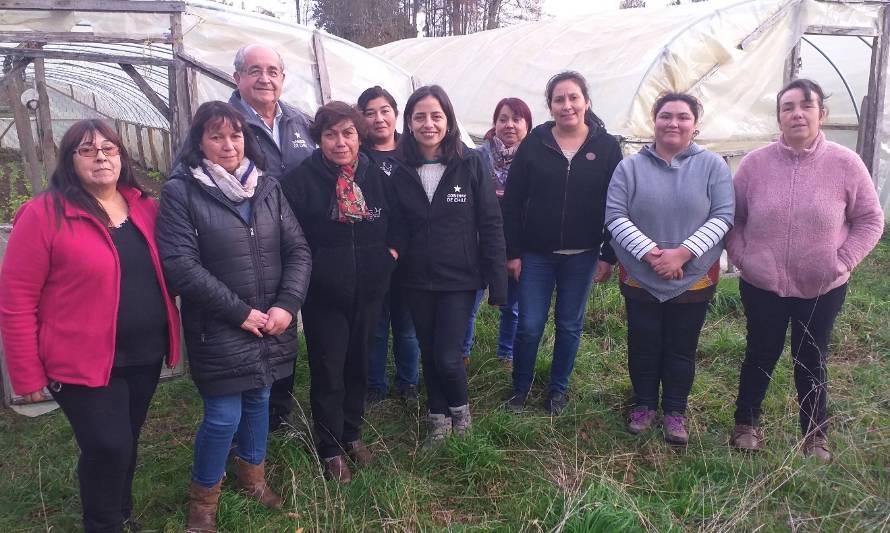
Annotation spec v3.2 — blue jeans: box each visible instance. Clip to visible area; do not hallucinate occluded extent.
[511,250,599,395]
[368,288,420,391]
[192,386,271,488]
[462,277,520,359]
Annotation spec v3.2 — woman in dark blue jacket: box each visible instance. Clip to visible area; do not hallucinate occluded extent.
[391,85,506,448]
[502,71,622,415]
[281,101,402,483]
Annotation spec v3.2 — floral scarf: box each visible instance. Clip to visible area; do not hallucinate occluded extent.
[334,161,370,223]
[191,158,259,202]
[487,136,518,197]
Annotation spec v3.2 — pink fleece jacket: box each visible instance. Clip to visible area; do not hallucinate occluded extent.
[725,132,884,299]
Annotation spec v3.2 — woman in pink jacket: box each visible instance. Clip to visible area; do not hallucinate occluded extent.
[725,79,884,461]
[0,120,181,532]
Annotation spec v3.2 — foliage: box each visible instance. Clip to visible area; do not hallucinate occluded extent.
[1,229,888,531]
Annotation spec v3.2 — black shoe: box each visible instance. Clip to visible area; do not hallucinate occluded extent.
[546,391,568,415]
[505,391,527,413]
[397,384,419,403]
[365,388,387,407]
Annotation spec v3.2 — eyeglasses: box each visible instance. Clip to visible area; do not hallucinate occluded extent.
[244,67,282,79]
[74,144,120,158]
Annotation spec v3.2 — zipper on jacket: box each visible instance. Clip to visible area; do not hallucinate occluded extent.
[559,158,572,248]
[783,155,800,295]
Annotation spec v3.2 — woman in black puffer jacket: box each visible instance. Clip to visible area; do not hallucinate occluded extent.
[280,101,403,483]
[156,101,311,532]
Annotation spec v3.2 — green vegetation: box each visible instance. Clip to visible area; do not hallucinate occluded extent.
[1,230,888,532]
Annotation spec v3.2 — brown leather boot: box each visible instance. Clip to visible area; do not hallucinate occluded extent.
[345,440,373,467]
[731,424,764,452]
[187,480,222,533]
[802,435,832,462]
[233,457,283,509]
[323,455,353,484]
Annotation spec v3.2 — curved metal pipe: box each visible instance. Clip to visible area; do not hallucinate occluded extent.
[801,36,859,123]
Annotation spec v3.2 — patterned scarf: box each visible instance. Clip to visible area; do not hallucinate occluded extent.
[488,136,519,197]
[191,158,259,202]
[334,160,370,223]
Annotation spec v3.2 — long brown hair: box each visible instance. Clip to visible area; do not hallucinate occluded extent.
[48,119,144,227]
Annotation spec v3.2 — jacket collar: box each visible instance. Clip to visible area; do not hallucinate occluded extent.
[532,117,604,154]
[307,149,371,183]
[777,130,826,161]
[640,142,704,169]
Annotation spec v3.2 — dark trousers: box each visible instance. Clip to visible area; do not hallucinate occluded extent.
[303,298,382,459]
[269,360,297,429]
[406,289,476,415]
[49,362,162,533]
[734,280,846,437]
[625,298,709,414]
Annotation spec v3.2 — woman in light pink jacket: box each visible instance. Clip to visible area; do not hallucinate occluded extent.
[725,79,884,461]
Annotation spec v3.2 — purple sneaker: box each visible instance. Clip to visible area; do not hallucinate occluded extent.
[627,406,657,434]
[663,412,689,445]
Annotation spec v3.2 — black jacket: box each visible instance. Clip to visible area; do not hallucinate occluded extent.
[229,91,315,180]
[156,166,312,396]
[281,150,403,309]
[502,119,622,261]
[390,145,507,305]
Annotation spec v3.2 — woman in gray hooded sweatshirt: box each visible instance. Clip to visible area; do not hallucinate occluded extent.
[605,92,734,445]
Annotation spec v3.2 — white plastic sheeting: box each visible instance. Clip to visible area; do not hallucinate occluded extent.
[374,1,878,141]
[0,1,417,138]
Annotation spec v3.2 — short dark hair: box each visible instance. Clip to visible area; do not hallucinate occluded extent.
[397,85,462,167]
[178,101,265,171]
[48,119,144,226]
[776,78,828,120]
[485,97,533,140]
[308,101,366,144]
[544,70,605,129]
[652,92,703,123]
[357,85,398,116]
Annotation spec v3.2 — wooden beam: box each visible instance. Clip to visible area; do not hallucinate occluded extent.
[312,31,332,104]
[168,12,190,149]
[0,31,173,45]
[0,0,185,13]
[6,76,43,193]
[147,128,159,170]
[0,121,16,143]
[784,41,801,85]
[176,52,236,89]
[134,125,146,168]
[861,7,889,180]
[33,57,56,178]
[119,63,171,120]
[0,57,31,89]
[805,25,878,36]
[0,47,172,67]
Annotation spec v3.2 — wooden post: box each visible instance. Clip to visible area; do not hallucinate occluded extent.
[134,124,146,168]
[161,130,171,174]
[33,57,55,178]
[6,75,42,193]
[147,128,160,170]
[168,12,191,150]
[784,41,801,85]
[861,5,890,181]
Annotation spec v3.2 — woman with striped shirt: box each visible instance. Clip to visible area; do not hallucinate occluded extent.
[605,92,734,445]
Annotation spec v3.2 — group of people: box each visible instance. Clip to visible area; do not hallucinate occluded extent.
[0,41,884,533]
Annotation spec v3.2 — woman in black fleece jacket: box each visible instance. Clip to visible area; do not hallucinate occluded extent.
[391,85,507,447]
[281,102,402,483]
[501,71,622,415]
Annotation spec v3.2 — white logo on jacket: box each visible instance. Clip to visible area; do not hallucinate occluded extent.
[446,185,467,203]
[292,131,309,149]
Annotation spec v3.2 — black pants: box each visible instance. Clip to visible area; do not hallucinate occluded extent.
[734,279,847,437]
[406,289,476,415]
[625,298,709,414]
[269,360,297,430]
[49,362,162,533]
[303,297,382,459]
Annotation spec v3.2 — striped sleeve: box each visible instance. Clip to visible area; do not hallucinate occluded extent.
[681,217,731,257]
[607,217,657,261]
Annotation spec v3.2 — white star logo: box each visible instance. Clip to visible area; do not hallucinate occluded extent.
[454,185,461,192]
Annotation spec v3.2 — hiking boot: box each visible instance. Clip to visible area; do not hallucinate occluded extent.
[186,480,222,533]
[423,413,452,449]
[498,357,513,370]
[663,412,689,445]
[449,404,472,437]
[730,424,764,452]
[233,457,283,509]
[322,455,353,484]
[365,388,387,407]
[345,440,373,467]
[802,435,832,462]
[627,406,657,435]
[397,384,419,403]
[546,391,568,416]
[504,391,527,413]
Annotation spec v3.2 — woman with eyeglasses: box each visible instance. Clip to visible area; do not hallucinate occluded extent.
[0,119,182,533]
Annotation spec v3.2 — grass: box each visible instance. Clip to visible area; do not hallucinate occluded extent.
[1,229,889,532]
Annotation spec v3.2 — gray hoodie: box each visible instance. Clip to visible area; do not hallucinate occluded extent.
[605,142,734,302]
